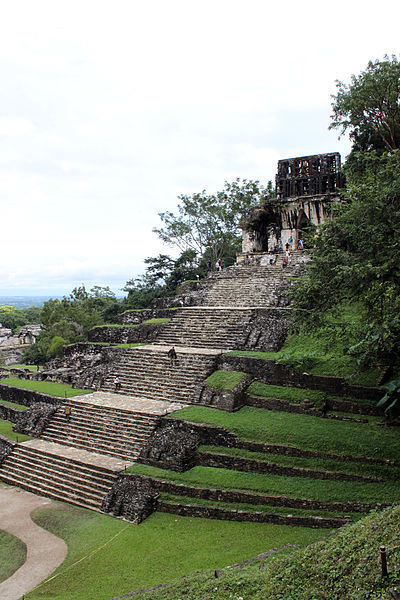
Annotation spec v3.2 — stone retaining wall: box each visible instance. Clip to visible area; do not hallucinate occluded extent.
[0,403,23,423]
[196,451,379,482]
[0,384,61,408]
[245,393,380,417]
[158,500,350,529]
[135,475,386,513]
[0,435,16,463]
[221,355,382,406]
[88,323,167,345]
[119,308,180,325]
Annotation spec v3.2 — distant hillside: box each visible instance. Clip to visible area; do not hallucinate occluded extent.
[0,296,62,310]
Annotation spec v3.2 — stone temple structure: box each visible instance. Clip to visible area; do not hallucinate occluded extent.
[239,152,345,258]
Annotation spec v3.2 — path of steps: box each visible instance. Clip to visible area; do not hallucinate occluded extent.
[101,346,220,403]
[0,394,185,511]
[40,400,159,462]
[155,307,254,349]
[0,440,123,510]
[204,268,294,307]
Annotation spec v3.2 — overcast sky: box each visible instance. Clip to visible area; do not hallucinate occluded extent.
[0,0,399,297]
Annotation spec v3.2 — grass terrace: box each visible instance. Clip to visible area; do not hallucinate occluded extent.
[24,504,328,600]
[0,529,27,583]
[0,378,93,398]
[205,370,247,390]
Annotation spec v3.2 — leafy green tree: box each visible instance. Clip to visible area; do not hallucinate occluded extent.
[292,151,400,368]
[330,55,400,153]
[24,286,120,364]
[154,179,271,265]
[123,249,202,309]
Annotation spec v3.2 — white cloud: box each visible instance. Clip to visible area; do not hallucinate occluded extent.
[0,0,399,295]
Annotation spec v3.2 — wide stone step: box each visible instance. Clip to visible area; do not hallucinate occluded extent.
[0,471,106,509]
[6,453,115,488]
[40,433,141,461]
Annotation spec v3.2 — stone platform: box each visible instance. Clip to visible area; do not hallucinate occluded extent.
[67,391,186,415]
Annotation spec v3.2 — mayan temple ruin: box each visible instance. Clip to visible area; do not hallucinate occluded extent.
[0,152,383,527]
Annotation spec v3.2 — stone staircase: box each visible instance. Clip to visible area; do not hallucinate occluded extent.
[0,441,121,510]
[40,399,159,462]
[203,265,296,307]
[101,347,219,403]
[155,307,254,349]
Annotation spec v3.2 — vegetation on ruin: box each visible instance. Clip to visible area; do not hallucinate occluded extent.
[128,462,399,506]
[205,370,247,390]
[246,382,373,406]
[169,406,400,462]
[0,399,28,410]
[25,505,325,600]
[142,317,171,324]
[0,377,93,398]
[0,529,27,583]
[291,56,400,379]
[0,419,32,442]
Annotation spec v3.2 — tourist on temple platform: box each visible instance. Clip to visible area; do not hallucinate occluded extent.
[278,240,283,253]
[288,235,293,248]
[298,238,304,250]
[269,250,276,265]
[207,259,212,272]
[64,405,72,421]
[244,255,250,265]
[114,376,121,391]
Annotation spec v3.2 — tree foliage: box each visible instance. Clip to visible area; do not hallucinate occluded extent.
[292,151,400,368]
[123,249,201,309]
[23,286,119,364]
[330,55,400,153]
[153,179,271,264]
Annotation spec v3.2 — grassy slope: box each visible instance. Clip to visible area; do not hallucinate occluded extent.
[25,505,326,600]
[0,529,27,583]
[168,406,400,461]
[0,378,93,398]
[129,505,400,600]
[0,419,32,442]
[227,303,382,386]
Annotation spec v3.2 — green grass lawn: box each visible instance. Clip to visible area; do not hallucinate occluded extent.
[142,318,171,325]
[246,382,374,406]
[0,529,27,583]
[169,405,400,461]
[0,378,93,398]
[25,504,328,600]
[0,418,32,441]
[205,370,247,390]
[127,462,400,505]
[198,444,400,482]
[4,364,40,372]
[121,505,400,600]
[0,399,28,411]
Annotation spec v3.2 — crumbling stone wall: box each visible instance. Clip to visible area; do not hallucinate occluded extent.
[195,374,253,411]
[0,435,16,464]
[13,403,58,437]
[101,476,159,523]
[41,343,120,389]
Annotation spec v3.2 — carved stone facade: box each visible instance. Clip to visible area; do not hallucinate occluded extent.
[240,152,345,254]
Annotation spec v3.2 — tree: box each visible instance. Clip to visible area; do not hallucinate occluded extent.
[24,285,120,364]
[291,151,400,368]
[153,179,272,265]
[123,249,202,309]
[330,55,400,153]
